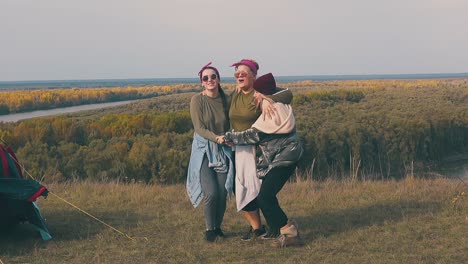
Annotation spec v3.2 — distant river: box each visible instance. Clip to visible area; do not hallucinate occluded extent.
[0,100,134,122]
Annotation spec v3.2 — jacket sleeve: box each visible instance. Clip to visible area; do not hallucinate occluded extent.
[224,128,260,145]
[269,88,292,104]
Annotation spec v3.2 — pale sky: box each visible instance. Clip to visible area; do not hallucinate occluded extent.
[1,0,467,81]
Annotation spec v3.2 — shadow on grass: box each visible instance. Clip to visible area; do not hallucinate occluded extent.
[295,200,442,244]
[0,208,148,256]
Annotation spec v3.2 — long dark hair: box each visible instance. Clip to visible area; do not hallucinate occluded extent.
[218,86,230,131]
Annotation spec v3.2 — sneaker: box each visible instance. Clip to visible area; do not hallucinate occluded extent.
[280,219,299,237]
[261,229,280,240]
[214,228,225,238]
[204,230,217,242]
[241,225,266,241]
[271,234,304,248]
[271,219,303,248]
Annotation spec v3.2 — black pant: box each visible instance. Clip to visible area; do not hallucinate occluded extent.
[243,165,296,231]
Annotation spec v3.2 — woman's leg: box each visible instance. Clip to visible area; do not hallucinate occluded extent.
[242,209,262,230]
[214,171,228,230]
[257,166,303,248]
[257,166,296,232]
[240,199,265,240]
[200,155,219,231]
[242,198,261,229]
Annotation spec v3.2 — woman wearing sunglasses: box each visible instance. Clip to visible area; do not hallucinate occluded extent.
[228,59,293,241]
[225,72,303,248]
[186,62,234,242]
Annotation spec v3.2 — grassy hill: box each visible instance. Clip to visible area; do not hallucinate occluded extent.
[0,78,467,263]
[1,79,466,183]
[1,177,466,263]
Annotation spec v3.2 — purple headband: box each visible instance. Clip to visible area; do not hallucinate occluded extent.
[230,59,258,75]
[198,61,220,82]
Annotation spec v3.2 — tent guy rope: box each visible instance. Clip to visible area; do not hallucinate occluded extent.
[1,139,134,241]
[47,191,134,240]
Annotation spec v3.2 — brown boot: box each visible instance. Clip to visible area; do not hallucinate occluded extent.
[271,219,303,248]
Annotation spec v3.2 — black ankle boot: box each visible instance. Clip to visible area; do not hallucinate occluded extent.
[204,230,217,242]
[214,228,225,238]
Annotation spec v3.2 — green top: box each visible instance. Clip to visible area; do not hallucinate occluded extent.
[190,93,229,142]
[229,88,293,131]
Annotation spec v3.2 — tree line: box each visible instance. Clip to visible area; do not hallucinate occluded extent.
[0,79,466,183]
[0,84,205,114]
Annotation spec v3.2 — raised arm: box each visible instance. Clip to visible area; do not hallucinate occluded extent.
[259,88,293,120]
[269,88,292,104]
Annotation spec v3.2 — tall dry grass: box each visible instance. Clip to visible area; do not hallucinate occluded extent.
[1,177,466,263]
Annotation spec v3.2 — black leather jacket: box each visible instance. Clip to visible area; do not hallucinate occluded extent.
[225,128,303,179]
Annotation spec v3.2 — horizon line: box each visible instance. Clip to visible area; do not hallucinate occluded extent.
[1,72,468,83]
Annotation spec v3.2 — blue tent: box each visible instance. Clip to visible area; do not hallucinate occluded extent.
[0,145,51,240]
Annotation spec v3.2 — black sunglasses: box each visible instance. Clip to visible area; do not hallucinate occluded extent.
[202,74,217,82]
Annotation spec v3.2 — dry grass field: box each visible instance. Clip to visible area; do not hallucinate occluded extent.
[1,177,467,263]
